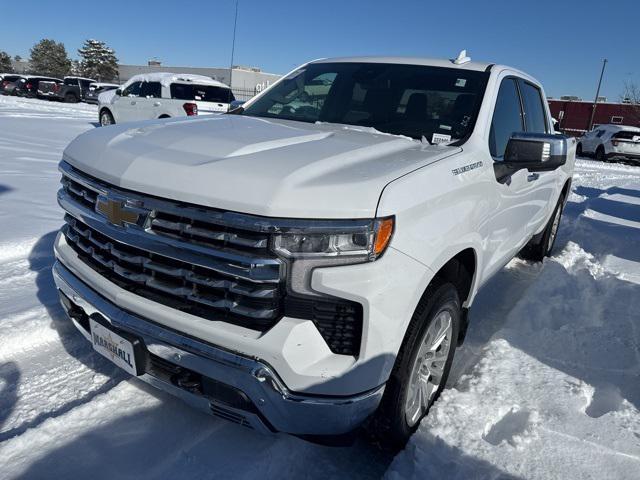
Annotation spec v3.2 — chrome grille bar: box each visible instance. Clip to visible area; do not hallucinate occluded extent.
[64,216,281,324]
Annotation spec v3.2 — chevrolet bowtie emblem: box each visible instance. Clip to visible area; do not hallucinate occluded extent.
[96,196,140,227]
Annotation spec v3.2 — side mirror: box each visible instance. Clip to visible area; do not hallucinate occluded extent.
[495,132,569,182]
[115,88,122,96]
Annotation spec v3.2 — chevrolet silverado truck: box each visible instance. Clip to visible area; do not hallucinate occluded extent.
[53,54,575,447]
[38,76,96,103]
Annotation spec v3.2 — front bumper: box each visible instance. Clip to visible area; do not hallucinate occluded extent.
[53,260,384,436]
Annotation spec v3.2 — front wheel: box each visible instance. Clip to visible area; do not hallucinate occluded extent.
[370,281,460,449]
[576,143,583,157]
[99,110,115,126]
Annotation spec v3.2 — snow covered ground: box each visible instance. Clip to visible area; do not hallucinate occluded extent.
[0,95,639,479]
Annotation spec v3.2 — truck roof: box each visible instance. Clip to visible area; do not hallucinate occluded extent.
[310,56,493,72]
[64,76,97,82]
[126,72,230,88]
[89,82,120,88]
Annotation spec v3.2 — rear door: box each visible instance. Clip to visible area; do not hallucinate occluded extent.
[140,81,163,119]
[79,79,93,99]
[482,77,551,279]
[517,78,559,233]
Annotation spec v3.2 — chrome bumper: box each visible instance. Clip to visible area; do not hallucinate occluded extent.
[52,260,384,436]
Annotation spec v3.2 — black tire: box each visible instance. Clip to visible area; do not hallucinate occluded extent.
[520,194,565,261]
[369,280,461,449]
[99,109,115,126]
[576,143,583,157]
[595,146,605,162]
[64,92,78,103]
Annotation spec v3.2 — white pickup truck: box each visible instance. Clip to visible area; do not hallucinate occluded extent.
[98,72,234,126]
[53,54,574,447]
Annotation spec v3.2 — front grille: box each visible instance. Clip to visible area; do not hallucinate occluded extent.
[58,162,364,355]
[63,215,282,329]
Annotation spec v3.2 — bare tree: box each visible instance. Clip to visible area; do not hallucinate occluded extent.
[621,81,640,124]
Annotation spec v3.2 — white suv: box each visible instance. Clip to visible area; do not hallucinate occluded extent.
[54,55,574,447]
[98,72,235,126]
[577,124,640,163]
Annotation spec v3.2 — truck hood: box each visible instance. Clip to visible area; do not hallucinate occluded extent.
[63,115,461,218]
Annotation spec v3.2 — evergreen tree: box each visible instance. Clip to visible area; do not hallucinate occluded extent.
[78,39,119,81]
[29,39,71,78]
[0,51,13,73]
[70,59,82,76]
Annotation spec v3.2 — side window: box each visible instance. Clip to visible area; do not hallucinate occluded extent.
[489,78,523,159]
[122,82,142,97]
[520,81,548,133]
[596,130,606,138]
[141,82,162,98]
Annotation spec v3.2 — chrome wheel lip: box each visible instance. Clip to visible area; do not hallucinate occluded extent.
[404,309,453,427]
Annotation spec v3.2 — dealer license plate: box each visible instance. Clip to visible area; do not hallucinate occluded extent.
[89,317,140,376]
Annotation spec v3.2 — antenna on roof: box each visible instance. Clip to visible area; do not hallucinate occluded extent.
[452,50,471,65]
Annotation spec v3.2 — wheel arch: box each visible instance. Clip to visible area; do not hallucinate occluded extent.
[404,246,479,348]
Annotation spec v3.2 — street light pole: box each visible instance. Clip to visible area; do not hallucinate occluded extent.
[228,0,239,103]
[588,58,607,131]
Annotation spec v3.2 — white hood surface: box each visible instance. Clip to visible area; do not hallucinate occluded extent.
[63,115,461,218]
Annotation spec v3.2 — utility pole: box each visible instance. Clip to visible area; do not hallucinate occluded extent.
[228,0,239,103]
[588,59,607,131]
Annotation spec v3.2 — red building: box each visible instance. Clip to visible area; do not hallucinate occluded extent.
[548,99,640,136]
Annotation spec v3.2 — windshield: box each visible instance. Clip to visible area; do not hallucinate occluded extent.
[170,84,235,103]
[242,62,489,142]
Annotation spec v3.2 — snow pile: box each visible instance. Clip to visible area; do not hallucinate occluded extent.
[0,95,639,479]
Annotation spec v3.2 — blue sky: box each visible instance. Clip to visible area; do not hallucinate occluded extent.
[2,0,638,100]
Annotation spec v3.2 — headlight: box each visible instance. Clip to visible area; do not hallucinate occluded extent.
[272,217,394,296]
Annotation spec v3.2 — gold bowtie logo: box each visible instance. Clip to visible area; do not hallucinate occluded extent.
[96,197,140,227]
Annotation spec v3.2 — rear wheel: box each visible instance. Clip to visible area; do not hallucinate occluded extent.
[64,92,78,103]
[576,143,583,157]
[595,146,605,162]
[370,281,460,449]
[99,110,115,126]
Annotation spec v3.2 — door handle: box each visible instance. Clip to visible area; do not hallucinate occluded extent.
[153,101,161,107]
[130,101,136,105]
[527,173,540,182]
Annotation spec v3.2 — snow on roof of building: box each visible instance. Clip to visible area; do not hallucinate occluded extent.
[125,72,230,88]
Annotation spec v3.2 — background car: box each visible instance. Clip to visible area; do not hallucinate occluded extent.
[577,124,640,163]
[1,74,23,95]
[84,82,120,104]
[12,76,63,98]
[37,76,96,102]
[98,72,235,125]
